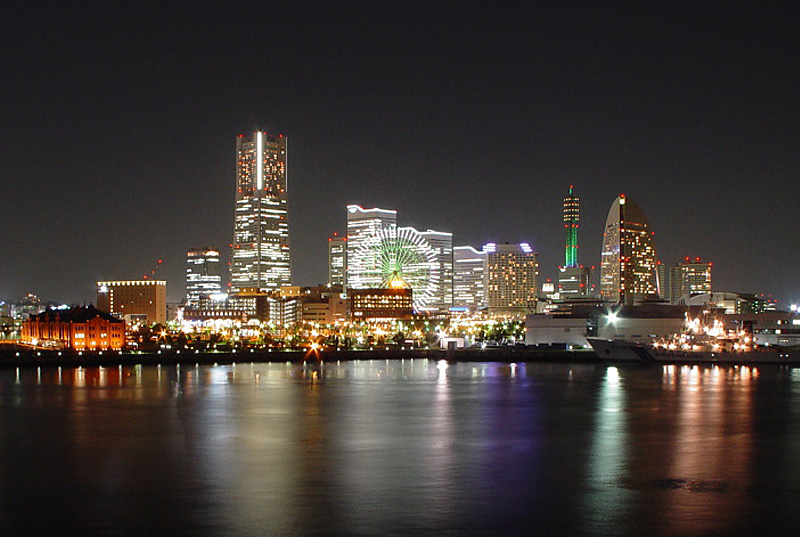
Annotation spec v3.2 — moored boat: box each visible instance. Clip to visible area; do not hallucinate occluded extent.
[587,337,799,364]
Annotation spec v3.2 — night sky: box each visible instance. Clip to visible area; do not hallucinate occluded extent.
[2,3,798,304]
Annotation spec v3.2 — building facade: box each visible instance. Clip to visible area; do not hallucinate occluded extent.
[97,280,167,325]
[345,205,397,290]
[484,242,539,313]
[230,132,291,294]
[185,247,222,305]
[350,288,413,321]
[419,229,453,313]
[22,305,125,351]
[558,266,594,297]
[328,232,347,287]
[600,195,658,305]
[668,257,712,303]
[453,246,486,309]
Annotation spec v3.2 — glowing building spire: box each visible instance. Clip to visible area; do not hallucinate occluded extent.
[564,185,580,268]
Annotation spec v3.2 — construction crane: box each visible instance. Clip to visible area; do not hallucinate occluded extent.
[143,259,162,280]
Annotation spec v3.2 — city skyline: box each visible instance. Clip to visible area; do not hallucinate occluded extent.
[1,4,797,305]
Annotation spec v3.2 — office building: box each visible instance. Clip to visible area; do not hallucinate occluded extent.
[97,280,167,325]
[484,242,539,313]
[185,247,222,305]
[600,195,657,305]
[668,257,712,303]
[419,229,453,313]
[346,205,397,289]
[230,131,291,294]
[328,232,347,287]
[453,246,486,309]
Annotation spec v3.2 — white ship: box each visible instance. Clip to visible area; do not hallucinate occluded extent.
[587,337,798,364]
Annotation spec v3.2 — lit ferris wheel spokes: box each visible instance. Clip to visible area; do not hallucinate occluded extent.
[354,226,440,311]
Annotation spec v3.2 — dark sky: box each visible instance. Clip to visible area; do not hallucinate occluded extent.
[2,3,798,305]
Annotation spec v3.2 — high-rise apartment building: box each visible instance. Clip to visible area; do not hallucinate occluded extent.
[419,229,453,313]
[453,246,486,309]
[668,257,712,303]
[185,247,222,304]
[230,132,291,294]
[484,242,539,312]
[346,205,397,290]
[328,233,347,288]
[600,195,657,305]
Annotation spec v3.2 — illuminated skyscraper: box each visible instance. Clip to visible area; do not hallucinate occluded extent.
[484,242,539,312]
[327,233,347,287]
[346,205,397,290]
[563,185,580,268]
[185,247,222,304]
[230,132,291,294]
[453,245,486,309]
[600,195,657,305]
[419,229,453,313]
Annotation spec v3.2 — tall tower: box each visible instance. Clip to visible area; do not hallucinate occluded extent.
[600,195,657,305]
[564,185,580,268]
[230,132,291,293]
[558,185,593,298]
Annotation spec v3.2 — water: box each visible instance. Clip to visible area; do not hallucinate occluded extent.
[2,360,800,536]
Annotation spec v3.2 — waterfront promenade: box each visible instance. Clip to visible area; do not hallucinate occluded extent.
[3,344,800,367]
[0,345,596,368]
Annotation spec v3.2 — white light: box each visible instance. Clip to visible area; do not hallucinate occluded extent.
[256,131,263,191]
[607,312,619,323]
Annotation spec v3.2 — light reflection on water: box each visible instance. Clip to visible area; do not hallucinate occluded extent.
[2,361,800,536]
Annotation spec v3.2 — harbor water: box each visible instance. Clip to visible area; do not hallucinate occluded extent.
[2,360,800,536]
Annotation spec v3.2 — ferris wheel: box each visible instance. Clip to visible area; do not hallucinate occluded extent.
[351,226,440,311]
